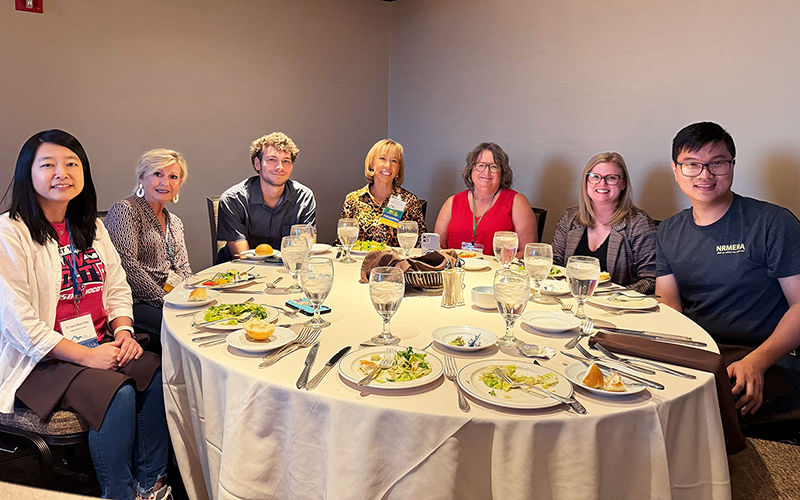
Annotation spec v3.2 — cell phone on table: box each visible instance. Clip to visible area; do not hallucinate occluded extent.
[286,298,331,316]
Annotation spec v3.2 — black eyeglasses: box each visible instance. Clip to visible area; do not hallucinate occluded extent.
[474,163,500,173]
[586,173,623,186]
[676,160,734,177]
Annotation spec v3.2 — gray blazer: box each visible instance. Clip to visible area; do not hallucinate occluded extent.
[551,207,658,294]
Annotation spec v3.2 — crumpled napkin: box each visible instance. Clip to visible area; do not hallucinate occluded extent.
[359,250,459,283]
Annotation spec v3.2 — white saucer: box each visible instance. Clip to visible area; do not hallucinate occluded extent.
[521,311,581,333]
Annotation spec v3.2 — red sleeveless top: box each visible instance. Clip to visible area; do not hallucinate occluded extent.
[446,189,516,255]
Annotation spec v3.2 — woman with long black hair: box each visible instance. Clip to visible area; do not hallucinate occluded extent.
[0,130,172,499]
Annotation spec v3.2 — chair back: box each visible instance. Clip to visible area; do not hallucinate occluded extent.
[419,199,428,220]
[207,196,226,262]
[531,207,547,242]
[97,210,108,222]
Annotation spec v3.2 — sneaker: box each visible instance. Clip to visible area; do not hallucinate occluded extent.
[136,484,172,500]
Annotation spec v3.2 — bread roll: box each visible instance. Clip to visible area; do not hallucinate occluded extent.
[188,288,208,302]
[604,372,626,392]
[255,244,273,256]
[582,363,604,389]
[243,318,275,340]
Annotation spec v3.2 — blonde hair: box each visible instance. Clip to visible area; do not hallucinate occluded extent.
[134,149,188,197]
[576,152,633,227]
[250,132,299,167]
[364,139,404,186]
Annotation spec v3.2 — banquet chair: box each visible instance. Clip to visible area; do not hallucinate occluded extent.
[97,210,108,222]
[419,199,427,220]
[207,196,226,262]
[0,408,89,488]
[531,207,547,242]
[728,437,800,499]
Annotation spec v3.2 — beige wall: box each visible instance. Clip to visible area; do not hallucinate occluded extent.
[0,0,391,269]
[389,0,800,241]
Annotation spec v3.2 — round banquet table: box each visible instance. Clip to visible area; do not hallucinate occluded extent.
[161,252,731,500]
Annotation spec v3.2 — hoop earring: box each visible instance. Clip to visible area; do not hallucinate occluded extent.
[172,193,179,203]
[136,183,145,197]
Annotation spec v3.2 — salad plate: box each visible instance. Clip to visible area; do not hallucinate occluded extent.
[462,258,491,271]
[457,359,573,410]
[192,304,278,330]
[164,287,220,308]
[563,362,647,397]
[225,327,297,353]
[588,294,659,310]
[310,243,332,254]
[240,249,282,261]
[338,346,443,389]
[549,265,566,278]
[538,280,570,296]
[431,326,497,351]
[521,311,581,333]
[187,270,263,290]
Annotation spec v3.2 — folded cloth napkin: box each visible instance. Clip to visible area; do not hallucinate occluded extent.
[359,250,459,283]
[588,332,746,455]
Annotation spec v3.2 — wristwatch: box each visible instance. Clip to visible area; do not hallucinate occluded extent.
[113,325,136,340]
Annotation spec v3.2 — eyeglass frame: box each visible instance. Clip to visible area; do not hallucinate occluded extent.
[586,172,624,186]
[473,163,501,173]
[675,159,735,177]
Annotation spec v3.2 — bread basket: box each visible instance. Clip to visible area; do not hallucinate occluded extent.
[404,270,443,290]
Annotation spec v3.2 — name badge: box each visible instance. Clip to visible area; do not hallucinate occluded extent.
[164,270,183,292]
[379,196,407,228]
[61,314,98,348]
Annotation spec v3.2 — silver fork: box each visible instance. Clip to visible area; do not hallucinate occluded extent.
[492,367,586,414]
[554,297,574,315]
[259,328,318,367]
[263,304,300,319]
[564,319,594,349]
[593,344,696,379]
[575,343,655,374]
[443,356,470,412]
[265,277,283,289]
[357,348,396,386]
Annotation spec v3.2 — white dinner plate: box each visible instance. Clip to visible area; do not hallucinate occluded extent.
[521,311,581,333]
[225,327,297,353]
[463,258,491,271]
[431,326,498,351]
[240,249,282,261]
[187,272,263,290]
[192,306,278,330]
[164,288,221,308]
[598,272,611,284]
[563,362,647,397]
[338,346,443,389]
[457,359,573,410]
[549,265,566,278]
[538,280,570,296]
[588,294,659,310]
[310,243,332,254]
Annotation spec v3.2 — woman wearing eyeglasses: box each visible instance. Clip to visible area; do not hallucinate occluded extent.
[552,152,658,293]
[434,142,537,256]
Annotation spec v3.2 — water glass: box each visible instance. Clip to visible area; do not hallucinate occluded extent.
[524,243,553,303]
[397,220,419,258]
[337,218,359,264]
[566,255,600,319]
[281,236,310,293]
[300,257,334,328]
[291,224,315,250]
[493,268,530,347]
[493,231,518,268]
[369,267,404,345]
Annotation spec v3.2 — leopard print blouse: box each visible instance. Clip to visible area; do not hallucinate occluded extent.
[340,185,427,247]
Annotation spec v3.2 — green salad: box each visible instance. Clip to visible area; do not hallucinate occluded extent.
[359,346,432,383]
[352,240,386,252]
[449,336,466,346]
[480,365,558,394]
[203,302,269,325]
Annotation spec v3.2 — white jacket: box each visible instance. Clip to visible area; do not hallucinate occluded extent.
[0,214,133,414]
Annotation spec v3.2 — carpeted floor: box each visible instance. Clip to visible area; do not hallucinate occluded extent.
[729,438,800,500]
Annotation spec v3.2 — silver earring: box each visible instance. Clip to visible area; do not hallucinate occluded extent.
[136,183,145,197]
[172,193,179,203]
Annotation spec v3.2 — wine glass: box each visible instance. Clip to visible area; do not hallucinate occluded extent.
[493,231,518,268]
[369,267,404,345]
[281,235,310,293]
[291,224,315,250]
[493,268,530,347]
[524,243,553,303]
[397,221,418,258]
[337,218,359,264]
[566,255,600,319]
[300,257,334,328]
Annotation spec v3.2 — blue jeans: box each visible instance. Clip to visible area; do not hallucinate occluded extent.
[133,302,164,355]
[88,369,169,499]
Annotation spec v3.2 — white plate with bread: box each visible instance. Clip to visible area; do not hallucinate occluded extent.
[240,248,281,261]
[165,287,220,308]
[563,362,646,396]
[225,327,297,353]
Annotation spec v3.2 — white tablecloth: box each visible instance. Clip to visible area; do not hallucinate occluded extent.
[162,255,731,500]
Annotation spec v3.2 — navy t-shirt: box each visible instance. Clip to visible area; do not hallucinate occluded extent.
[656,194,800,346]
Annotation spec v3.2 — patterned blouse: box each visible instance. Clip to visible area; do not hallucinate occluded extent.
[340,185,427,247]
[104,196,193,307]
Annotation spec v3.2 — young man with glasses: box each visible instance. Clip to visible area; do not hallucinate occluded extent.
[656,121,800,417]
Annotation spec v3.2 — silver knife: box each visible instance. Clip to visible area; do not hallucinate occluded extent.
[296,342,320,389]
[560,351,665,390]
[305,346,351,390]
[594,344,697,379]
[596,326,692,341]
